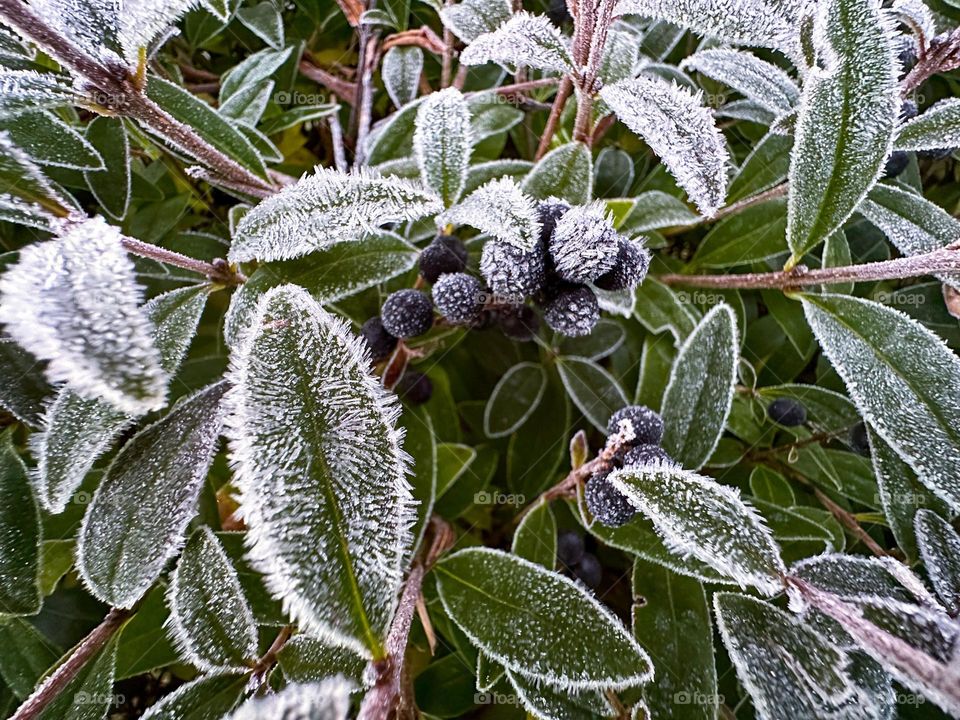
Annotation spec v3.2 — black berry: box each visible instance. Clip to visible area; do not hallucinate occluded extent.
[380,289,434,339]
[395,370,433,404]
[480,240,547,300]
[849,421,871,456]
[767,397,807,426]
[607,405,664,445]
[536,198,570,244]
[419,235,467,283]
[359,316,397,362]
[548,206,619,283]
[573,552,602,589]
[543,285,599,337]
[584,470,637,527]
[623,443,673,467]
[498,305,539,341]
[432,272,484,324]
[594,238,651,291]
[883,151,909,178]
[556,530,585,568]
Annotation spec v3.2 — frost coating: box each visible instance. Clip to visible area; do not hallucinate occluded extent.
[505,669,616,720]
[439,0,512,43]
[225,285,414,657]
[892,0,936,42]
[0,69,81,117]
[480,241,546,298]
[895,98,960,151]
[382,46,423,108]
[225,678,354,720]
[548,203,619,283]
[681,49,800,115]
[230,168,442,262]
[459,12,575,76]
[610,465,785,595]
[0,217,167,414]
[167,527,258,673]
[441,177,541,250]
[600,76,730,216]
[414,87,472,207]
[915,510,960,617]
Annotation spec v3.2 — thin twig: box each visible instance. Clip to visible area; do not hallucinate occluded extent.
[251,625,294,686]
[710,182,789,222]
[813,488,892,559]
[300,59,358,105]
[120,237,245,285]
[535,77,573,160]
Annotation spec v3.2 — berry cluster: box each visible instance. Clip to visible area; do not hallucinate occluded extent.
[585,405,674,528]
[556,530,602,589]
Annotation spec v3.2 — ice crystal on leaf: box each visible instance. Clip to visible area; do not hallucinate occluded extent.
[459,12,575,76]
[0,217,167,414]
[548,203,619,283]
[441,177,541,251]
[681,49,800,116]
[229,168,442,263]
[914,510,960,617]
[439,0,512,43]
[892,0,936,43]
[225,678,354,720]
[0,69,82,117]
[225,285,414,658]
[895,98,960,152]
[414,87,472,207]
[600,76,730,217]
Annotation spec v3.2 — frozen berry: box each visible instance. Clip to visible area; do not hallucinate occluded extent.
[359,316,397,362]
[498,305,539,341]
[543,285,599,337]
[584,471,636,527]
[573,552,602,588]
[480,240,546,300]
[548,203,619,283]
[897,38,917,80]
[381,289,434,338]
[556,530,585,568]
[547,0,572,25]
[419,235,467,283]
[883,151,909,178]
[623,443,673,467]
[900,100,918,121]
[536,198,570,244]
[395,371,433,404]
[593,238,651,291]
[607,405,664,445]
[433,272,484,324]
[767,397,807,426]
[849,421,870,456]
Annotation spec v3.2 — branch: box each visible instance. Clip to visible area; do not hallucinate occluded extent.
[535,77,573,160]
[299,59,358,106]
[120,237,245,285]
[11,608,132,720]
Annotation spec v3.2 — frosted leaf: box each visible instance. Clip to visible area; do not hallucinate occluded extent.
[140,672,249,720]
[225,678,354,720]
[505,669,616,720]
[229,168,442,263]
[0,193,59,231]
[714,592,882,720]
[0,130,73,215]
[0,217,167,414]
[895,98,960,152]
[76,381,228,608]
[459,12,575,76]
[435,547,653,690]
[414,87,472,207]
[600,76,730,216]
[793,553,934,607]
[382,46,423,108]
[277,635,366,684]
[225,285,414,658]
[681,49,800,115]
[522,142,593,206]
[609,464,785,595]
[786,0,898,262]
[660,304,738,471]
[915,510,960,617]
[800,293,960,511]
[858,183,960,290]
[0,434,41,616]
[599,27,639,86]
[0,69,82,117]
[548,202,619,283]
[892,0,936,42]
[441,177,540,250]
[615,0,806,58]
[167,527,257,673]
[114,0,198,67]
[439,0,512,43]
[618,191,699,234]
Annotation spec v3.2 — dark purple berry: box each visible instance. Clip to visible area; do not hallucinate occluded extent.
[900,100,918,121]
[849,421,871,456]
[432,272,484,324]
[767,397,807,426]
[593,239,651,291]
[359,316,397,362]
[573,552,602,589]
[883,151,909,178]
[607,405,664,445]
[536,198,570,244]
[556,530,585,568]
[498,305,539,341]
[543,286,599,337]
[549,205,619,283]
[380,289,434,339]
[419,235,467,283]
[584,470,637,527]
[480,240,547,300]
[395,370,433,404]
[623,443,673,467]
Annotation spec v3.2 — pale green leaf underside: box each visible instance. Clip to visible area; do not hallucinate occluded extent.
[414,87,472,207]
[895,98,960,152]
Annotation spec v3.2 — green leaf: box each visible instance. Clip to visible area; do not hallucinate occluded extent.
[115,584,178,680]
[691,197,787,268]
[801,293,960,511]
[660,304,737,470]
[140,672,249,720]
[226,286,413,658]
[38,540,74,596]
[30,638,118,720]
[617,191,698,235]
[168,528,258,672]
[0,618,59,698]
[382,46,422,107]
[594,146,634,198]
[77,381,228,608]
[236,1,283,49]
[505,669,615,720]
[507,367,570,498]
[484,362,547,439]
[402,406,437,564]
[220,47,294,103]
[632,560,716,720]
[821,230,853,293]
[915,510,960,617]
[0,131,72,218]
[557,319,625,361]
[633,278,699,342]
[756,383,859,434]
[439,0,511,42]
[511,500,556,569]
[0,111,102,170]
[414,87,471,207]
[522,142,593,205]
[435,547,652,689]
[0,434,41,615]
[277,635,365,684]
[83,117,130,220]
[0,338,51,426]
[785,0,897,263]
[609,465,785,595]
[895,98,960,152]
[557,356,628,432]
[727,131,792,203]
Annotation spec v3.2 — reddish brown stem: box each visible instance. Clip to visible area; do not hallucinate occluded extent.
[300,59,358,105]
[535,77,573,160]
[120,237,245,285]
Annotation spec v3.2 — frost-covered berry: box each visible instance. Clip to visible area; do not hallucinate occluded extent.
[573,552,602,588]
[849,421,870,456]
[433,272,484,324]
[584,471,637,527]
[536,198,570,244]
[543,286,599,337]
[767,397,807,426]
[594,238,651,291]
[419,235,467,283]
[623,443,672,467]
[381,289,434,338]
[359,316,397,362]
[883,151,909,178]
[548,203,619,283]
[498,305,539,341]
[396,370,433,404]
[607,405,664,445]
[480,240,546,300]
[557,530,585,568]
[900,100,918,121]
